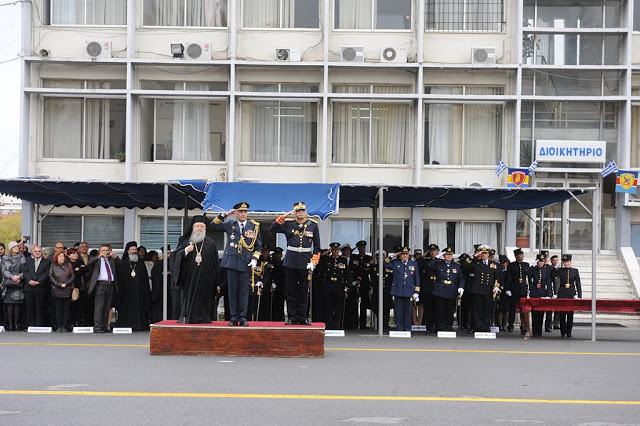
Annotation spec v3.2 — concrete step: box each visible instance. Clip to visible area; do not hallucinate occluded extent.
[580,293,635,299]
[580,272,628,280]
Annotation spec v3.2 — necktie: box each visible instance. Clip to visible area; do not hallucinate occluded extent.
[104,259,113,281]
[240,223,244,234]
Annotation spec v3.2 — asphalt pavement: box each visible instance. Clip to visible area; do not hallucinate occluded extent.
[1,324,639,425]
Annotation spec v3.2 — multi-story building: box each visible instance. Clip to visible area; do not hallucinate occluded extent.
[16,0,640,256]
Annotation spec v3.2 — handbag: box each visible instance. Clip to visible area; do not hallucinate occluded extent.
[10,289,24,301]
[71,287,80,302]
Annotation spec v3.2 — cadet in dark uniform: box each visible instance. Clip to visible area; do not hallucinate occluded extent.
[539,250,553,332]
[496,255,510,331]
[526,254,552,337]
[390,247,420,332]
[462,245,499,332]
[270,202,321,325]
[428,247,464,332]
[211,202,262,326]
[268,247,286,321]
[549,254,561,329]
[505,248,529,333]
[351,240,373,329]
[554,254,582,337]
[321,242,350,329]
[421,244,439,332]
[370,250,393,331]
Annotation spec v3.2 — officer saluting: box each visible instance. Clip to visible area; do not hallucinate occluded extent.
[270,202,321,325]
[526,254,552,337]
[211,202,262,326]
[462,245,499,333]
[554,254,582,337]
[390,247,420,332]
[321,242,350,330]
[428,247,464,332]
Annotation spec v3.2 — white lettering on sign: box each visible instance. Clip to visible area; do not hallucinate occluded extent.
[536,140,606,163]
[474,332,497,339]
[73,327,94,334]
[389,331,411,338]
[28,327,53,333]
[490,326,500,333]
[112,328,132,334]
[411,325,426,331]
[324,330,345,337]
[437,331,456,339]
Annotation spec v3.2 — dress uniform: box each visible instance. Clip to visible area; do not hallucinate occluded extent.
[505,248,530,333]
[351,240,373,329]
[555,254,582,337]
[462,245,499,332]
[390,247,420,332]
[526,254,552,337]
[268,247,286,321]
[420,244,439,332]
[370,251,393,331]
[269,201,321,325]
[211,202,262,326]
[321,242,351,329]
[428,247,464,332]
[250,246,272,321]
[540,250,553,332]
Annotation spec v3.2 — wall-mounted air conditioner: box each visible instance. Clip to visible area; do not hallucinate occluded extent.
[275,48,301,62]
[341,46,365,63]
[85,41,112,59]
[471,47,496,65]
[380,47,407,63]
[184,43,211,60]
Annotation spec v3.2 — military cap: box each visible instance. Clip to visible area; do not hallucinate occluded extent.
[393,244,402,253]
[356,240,367,247]
[499,255,509,264]
[233,201,249,210]
[458,253,470,260]
[540,250,550,258]
[480,245,490,253]
[273,247,283,253]
[562,254,572,262]
[261,245,270,251]
[329,242,341,249]
[400,247,410,254]
[293,201,307,211]
[513,248,524,256]
[489,248,496,256]
[442,246,454,254]
[414,249,422,255]
[428,244,439,251]
[536,254,546,262]
[474,244,481,251]
[340,243,351,250]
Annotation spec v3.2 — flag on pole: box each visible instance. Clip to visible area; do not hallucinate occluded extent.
[527,160,538,176]
[601,159,618,178]
[495,157,507,177]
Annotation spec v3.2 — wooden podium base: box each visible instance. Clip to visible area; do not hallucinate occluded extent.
[150,320,325,358]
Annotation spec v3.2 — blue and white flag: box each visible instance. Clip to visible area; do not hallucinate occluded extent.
[527,160,538,176]
[601,159,618,178]
[495,157,507,177]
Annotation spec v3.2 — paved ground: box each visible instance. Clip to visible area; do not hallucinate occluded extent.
[1,324,639,425]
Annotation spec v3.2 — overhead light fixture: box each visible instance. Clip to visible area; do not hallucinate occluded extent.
[171,43,184,58]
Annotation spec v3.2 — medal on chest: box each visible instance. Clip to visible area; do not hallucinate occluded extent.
[129,262,136,277]
[194,242,204,266]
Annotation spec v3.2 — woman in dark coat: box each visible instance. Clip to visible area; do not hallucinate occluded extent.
[68,248,89,327]
[2,241,27,331]
[49,251,75,332]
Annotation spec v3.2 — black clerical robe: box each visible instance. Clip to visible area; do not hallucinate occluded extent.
[116,259,151,331]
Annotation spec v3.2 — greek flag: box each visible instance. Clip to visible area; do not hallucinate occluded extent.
[527,160,538,176]
[601,159,618,178]
[495,157,507,177]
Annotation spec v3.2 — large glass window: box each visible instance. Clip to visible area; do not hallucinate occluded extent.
[523,0,621,29]
[424,87,503,166]
[635,0,640,31]
[328,219,408,254]
[334,0,412,30]
[423,220,501,253]
[522,70,622,96]
[140,97,227,162]
[632,224,640,257]
[139,217,183,250]
[243,0,319,28]
[425,0,504,32]
[41,215,124,249]
[42,81,126,160]
[143,0,227,27]
[49,0,127,25]
[523,33,621,65]
[240,83,318,163]
[632,101,640,168]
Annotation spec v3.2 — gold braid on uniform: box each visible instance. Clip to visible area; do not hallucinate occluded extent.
[238,220,260,256]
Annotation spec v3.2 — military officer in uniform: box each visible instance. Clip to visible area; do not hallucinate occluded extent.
[462,245,499,333]
[321,242,350,329]
[370,250,393,331]
[505,248,529,333]
[420,244,439,332]
[270,202,321,325]
[554,254,582,337]
[549,254,561,330]
[351,240,373,329]
[539,250,553,332]
[526,254,552,337]
[211,202,262,326]
[428,247,464,332]
[390,247,420,332]
[269,247,286,321]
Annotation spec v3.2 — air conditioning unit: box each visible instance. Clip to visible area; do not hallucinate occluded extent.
[471,47,496,65]
[184,42,211,60]
[85,41,112,59]
[380,47,407,63]
[275,48,301,62]
[341,46,365,63]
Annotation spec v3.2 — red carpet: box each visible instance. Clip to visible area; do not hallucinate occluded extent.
[519,298,640,313]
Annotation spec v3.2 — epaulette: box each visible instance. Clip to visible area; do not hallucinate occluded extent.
[384,258,391,264]
[308,218,318,224]
[250,219,260,226]
[284,218,294,221]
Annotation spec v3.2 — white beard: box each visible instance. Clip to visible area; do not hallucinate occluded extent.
[189,230,206,244]
[129,253,139,263]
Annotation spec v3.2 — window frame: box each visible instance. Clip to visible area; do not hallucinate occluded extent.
[424,0,505,33]
[142,0,228,28]
[241,0,321,30]
[48,0,127,27]
[333,0,414,32]
[40,214,125,250]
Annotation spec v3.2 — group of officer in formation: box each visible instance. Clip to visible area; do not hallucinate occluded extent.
[215,201,583,338]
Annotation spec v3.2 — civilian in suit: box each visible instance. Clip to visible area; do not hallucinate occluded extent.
[23,244,51,327]
[87,244,120,333]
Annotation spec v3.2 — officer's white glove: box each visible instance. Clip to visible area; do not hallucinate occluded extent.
[552,294,558,299]
[306,262,315,271]
[271,283,277,290]
[412,293,419,302]
[249,259,257,269]
[573,295,579,299]
[506,290,512,297]
[436,252,444,259]
[493,287,500,295]
[256,281,263,288]
[458,288,464,296]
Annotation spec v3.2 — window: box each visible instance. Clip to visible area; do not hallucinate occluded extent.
[335,0,412,30]
[522,70,622,97]
[41,215,124,249]
[632,224,640,257]
[42,81,126,160]
[139,95,227,162]
[240,83,318,163]
[422,221,452,251]
[632,100,639,168]
[635,0,640,31]
[523,0,622,29]
[454,222,501,254]
[426,0,504,32]
[424,87,503,166]
[328,219,408,254]
[143,0,227,27]
[332,85,412,165]
[243,0,319,28]
[139,217,183,251]
[49,0,126,25]
[523,33,621,65]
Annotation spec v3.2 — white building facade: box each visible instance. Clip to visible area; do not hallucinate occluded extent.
[17,0,640,255]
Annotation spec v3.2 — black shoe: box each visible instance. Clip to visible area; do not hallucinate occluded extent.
[566,333,571,338]
[284,319,294,325]
[467,329,475,334]
[95,328,105,333]
[239,320,249,327]
[520,329,526,336]
[507,326,514,332]
[545,327,552,332]
[299,319,311,326]
[561,333,565,337]
[228,320,238,326]
[553,324,560,330]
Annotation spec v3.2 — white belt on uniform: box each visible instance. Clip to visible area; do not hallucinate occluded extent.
[287,246,312,253]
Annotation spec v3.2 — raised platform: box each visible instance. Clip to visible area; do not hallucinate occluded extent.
[150,320,325,358]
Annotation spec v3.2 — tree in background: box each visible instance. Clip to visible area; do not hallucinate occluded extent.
[0,213,22,245]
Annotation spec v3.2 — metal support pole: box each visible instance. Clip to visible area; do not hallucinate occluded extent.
[163,184,169,321]
[378,187,384,337]
[591,180,598,342]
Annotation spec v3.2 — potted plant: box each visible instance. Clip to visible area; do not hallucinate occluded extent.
[115,152,126,163]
